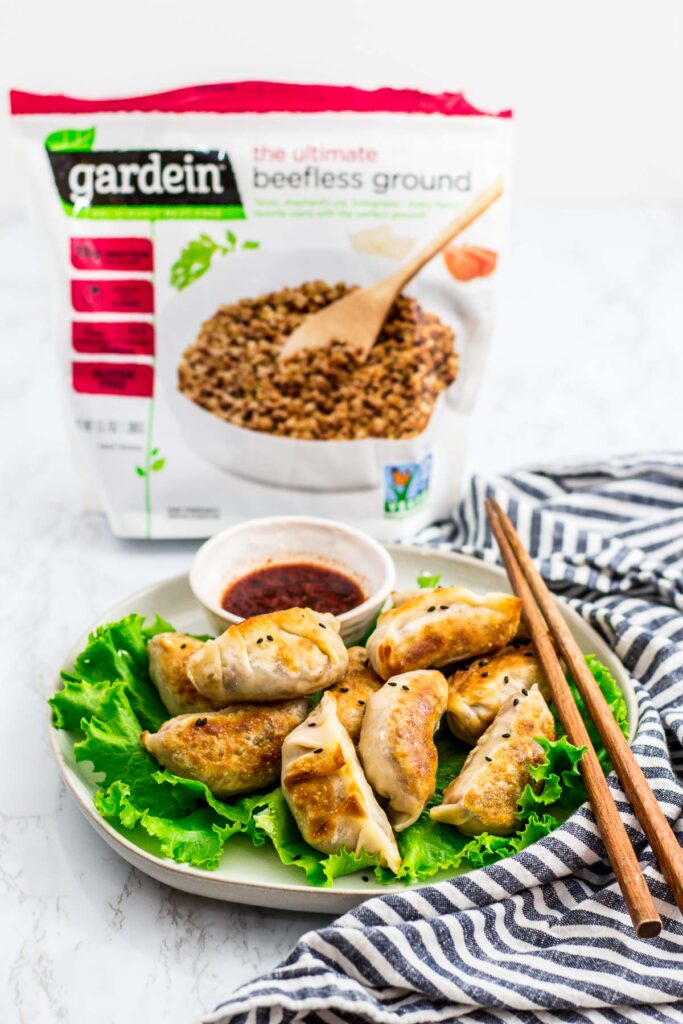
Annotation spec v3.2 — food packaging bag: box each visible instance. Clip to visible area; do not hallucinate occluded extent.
[11,82,513,539]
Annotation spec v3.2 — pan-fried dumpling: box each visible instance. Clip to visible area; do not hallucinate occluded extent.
[326,647,383,743]
[148,633,223,716]
[141,699,308,799]
[447,642,549,745]
[281,692,401,873]
[431,684,555,836]
[187,607,348,703]
[366,586,522,679]
[358,669,448,830]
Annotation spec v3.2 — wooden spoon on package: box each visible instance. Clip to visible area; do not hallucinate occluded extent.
[279,176,503,364]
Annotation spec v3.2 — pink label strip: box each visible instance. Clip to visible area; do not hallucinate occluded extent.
[72,361,154,398]
[70,237,153,272]
[72,321,155,356]
[71,279,154,314]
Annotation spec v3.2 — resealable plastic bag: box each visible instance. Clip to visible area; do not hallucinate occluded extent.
[11,82,512,539]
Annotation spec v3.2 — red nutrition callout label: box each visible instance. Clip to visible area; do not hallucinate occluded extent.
[70,237,154,271]
[71,279,154,314]
[72,321,155,356]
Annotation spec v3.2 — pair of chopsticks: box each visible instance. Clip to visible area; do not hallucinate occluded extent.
[487,498,683,938]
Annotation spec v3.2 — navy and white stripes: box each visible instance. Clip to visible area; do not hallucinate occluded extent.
[207,454,683,1024]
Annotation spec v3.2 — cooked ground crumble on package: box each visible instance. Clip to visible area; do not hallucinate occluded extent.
[177,281,458,440]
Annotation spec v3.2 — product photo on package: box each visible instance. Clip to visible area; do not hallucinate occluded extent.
[11,82,513,539]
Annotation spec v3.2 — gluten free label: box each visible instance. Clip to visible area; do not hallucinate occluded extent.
[72,361,154,398]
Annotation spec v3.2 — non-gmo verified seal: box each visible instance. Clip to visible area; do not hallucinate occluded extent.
[384,454,432,518]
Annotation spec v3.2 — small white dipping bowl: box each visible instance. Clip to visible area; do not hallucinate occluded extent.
[189,515,396,645]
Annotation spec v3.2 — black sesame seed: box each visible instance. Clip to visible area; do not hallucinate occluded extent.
[502,732,511,738]
[481,672,489,678]
[504,676,509,684]
[440,605,448,610]
[521,688,529,696]
[358,700,365,706]
[307,723,316,728]
[362,875,369,882]
[314,748,323,754]
[513,698,520,706]
[401,685,409,691]
[195,718,208,727]
[479,660,488,667]
[339,687,349,693]
[267,635,274,641]
[180,643,187,650]
[485,756,492,762]
[428,606,436,612]
[256,638,264,644]
[292,854,301,861]
[319,623,326,629]
[516,804,523,811]
[524,651,533,657]
[388,682,397,687]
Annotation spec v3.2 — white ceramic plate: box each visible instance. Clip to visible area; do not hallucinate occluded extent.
[50,545,637,914]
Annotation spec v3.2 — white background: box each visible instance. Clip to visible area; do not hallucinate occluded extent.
[2,0,683,207]
[3,5,683,1022]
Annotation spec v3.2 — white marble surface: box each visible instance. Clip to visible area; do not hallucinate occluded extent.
[3,202,683,1023]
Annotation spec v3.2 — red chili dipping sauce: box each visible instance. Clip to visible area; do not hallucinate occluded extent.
[222,562,365,618]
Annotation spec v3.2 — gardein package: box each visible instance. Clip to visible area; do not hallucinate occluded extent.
[11,83,512,539]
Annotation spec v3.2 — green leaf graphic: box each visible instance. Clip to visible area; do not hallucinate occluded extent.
[150,458,166,472]
[45,127,96,152]
[170,231,260,290]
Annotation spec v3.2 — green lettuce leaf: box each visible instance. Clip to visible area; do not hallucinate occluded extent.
[379,734,561,885]
[152,769,266,833]
[50,613,171,732]
[526,655,629,811]
[567,654,629,773]
[417,572,442,588]
[388,811,471,884]
[95,781,228,869]
[74,683,190,817]
[251,788,379,887]
[518,734,587,815]
[52,615,266,870]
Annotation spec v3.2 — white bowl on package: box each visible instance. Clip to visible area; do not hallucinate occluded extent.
[159,249,472,492]
[189,515,396,645]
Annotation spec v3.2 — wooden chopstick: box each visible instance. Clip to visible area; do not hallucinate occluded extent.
[488,497,683,920]
[485,499,662,938]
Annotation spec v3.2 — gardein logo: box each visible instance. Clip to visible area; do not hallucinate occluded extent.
[45,127,244,220]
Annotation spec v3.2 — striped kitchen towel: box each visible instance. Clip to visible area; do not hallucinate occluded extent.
[206,452,683,1024]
